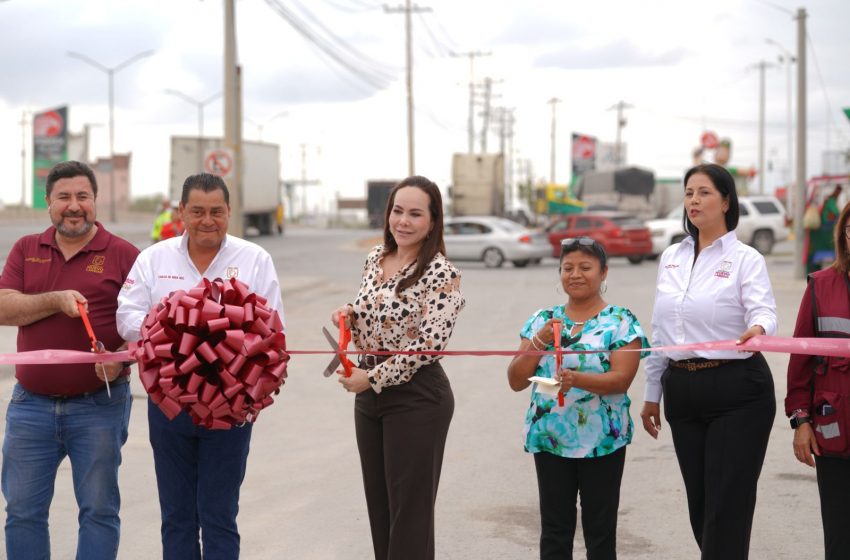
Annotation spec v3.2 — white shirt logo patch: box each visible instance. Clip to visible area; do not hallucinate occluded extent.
[714,260,732,279]
[226,266,239,279]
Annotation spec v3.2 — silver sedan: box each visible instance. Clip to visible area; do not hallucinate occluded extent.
[444,216,551,268]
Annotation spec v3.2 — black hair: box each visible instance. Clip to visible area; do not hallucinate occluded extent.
[682,163,739,240]
[45,161,97,197]
[180,173,230,206]
[559,238,608,269]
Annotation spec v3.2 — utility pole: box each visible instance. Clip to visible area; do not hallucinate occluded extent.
[480,78,493,153]
[384,1,431,176]
[793,7,808,280]
[607,100,633,168]
[450,50,491,154]
[548,97,561,183]
[495,107,515,213]
[748,61,774,194]
[287,143,320,220]
[224,0,244,236]
[18,110,28,207]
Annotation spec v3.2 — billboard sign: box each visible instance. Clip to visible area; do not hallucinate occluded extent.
[32,106,68,208]
[571,133,597,179]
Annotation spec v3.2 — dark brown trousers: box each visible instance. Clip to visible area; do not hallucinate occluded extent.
[354,362,454,560]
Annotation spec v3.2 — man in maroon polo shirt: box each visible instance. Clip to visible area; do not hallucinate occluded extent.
[0,161,139,560]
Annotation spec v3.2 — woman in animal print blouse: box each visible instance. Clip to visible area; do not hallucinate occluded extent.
[331,176,465,560]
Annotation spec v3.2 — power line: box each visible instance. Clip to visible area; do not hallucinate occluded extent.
[807,31,850,146]
[263,0,396,90]
[317,0,381,13]
[290,0,397,79]
[415,12,452,56]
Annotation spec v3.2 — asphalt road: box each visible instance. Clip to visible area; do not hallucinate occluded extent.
[0,219,823,559]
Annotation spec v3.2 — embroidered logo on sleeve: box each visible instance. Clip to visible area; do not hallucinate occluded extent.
[226,266,239,279]
[86,255,105,273]
[121,277,135,290]
[714,260,732,278]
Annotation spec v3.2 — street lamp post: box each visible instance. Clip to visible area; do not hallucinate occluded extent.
[164,89,221,139]
[165,89,222,172]
[68,49,154,222]
[246,110,289,142]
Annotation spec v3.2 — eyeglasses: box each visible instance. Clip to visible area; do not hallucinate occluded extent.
[561,237,597,249]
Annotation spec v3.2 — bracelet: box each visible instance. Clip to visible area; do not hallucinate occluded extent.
[529,336,542,351]
[532,333,547,351]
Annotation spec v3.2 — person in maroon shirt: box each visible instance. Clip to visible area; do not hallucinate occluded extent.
[0,161,139,560]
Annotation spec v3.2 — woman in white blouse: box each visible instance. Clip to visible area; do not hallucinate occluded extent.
[330,176,465,560]
[640,163,777,559]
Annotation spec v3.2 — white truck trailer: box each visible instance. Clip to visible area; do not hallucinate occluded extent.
[170,136,281,235]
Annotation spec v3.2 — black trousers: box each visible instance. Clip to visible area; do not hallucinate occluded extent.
[662,354,775,560]
[815,454,850,559]
[534,447,626,560]
[354,362,454,560]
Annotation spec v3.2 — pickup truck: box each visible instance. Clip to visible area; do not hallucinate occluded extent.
[647,195,789,257]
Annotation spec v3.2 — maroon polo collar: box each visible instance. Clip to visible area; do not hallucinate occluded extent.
[37,221,110,254]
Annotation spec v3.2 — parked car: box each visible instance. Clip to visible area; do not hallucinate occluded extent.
[646,195,789,257]
[444,216,551,268]
[545,212,653,264]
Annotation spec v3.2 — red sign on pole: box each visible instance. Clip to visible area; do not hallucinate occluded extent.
[203,149,234,178]
[701,131,719,149]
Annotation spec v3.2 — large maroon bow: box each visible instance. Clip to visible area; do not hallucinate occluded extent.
[132,278,288,429]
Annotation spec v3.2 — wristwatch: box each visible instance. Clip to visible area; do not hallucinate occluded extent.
[790,409,811,429]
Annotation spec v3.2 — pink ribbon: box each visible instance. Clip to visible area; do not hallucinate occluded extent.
[5,335,850,366]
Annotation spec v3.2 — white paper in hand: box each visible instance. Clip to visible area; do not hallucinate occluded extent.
[529,376,560,397]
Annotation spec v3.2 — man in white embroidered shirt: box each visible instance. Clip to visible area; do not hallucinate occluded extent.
[116,173,284,560]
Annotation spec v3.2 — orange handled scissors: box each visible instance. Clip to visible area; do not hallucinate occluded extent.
[553,320,564,407]
[77,301,110,397]
[321,321,355,378]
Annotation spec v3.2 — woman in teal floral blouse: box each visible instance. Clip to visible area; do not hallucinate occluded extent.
[507,237,648,560]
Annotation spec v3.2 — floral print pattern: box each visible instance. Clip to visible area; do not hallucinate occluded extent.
[520,305,649,458]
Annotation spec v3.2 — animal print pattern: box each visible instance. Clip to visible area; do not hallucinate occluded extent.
[350,245,465,393]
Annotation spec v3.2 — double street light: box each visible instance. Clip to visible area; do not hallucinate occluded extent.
[67,49,154,222]
[246,110,289,142]
[164,89,222,139]
[165,89,222,174]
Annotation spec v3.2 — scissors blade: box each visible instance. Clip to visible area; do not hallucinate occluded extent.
[321,327,342,377]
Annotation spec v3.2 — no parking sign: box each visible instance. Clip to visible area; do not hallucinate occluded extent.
[203,149,234,179]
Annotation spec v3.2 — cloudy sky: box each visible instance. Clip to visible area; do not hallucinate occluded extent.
[0,0,848,213]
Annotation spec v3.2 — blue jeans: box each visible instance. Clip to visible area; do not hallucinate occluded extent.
[2,380,131,560]
[148,399,252,560]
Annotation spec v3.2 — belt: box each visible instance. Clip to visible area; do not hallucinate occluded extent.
[668,358,732,372]
[359,353,392,369]
[45,374,130,399]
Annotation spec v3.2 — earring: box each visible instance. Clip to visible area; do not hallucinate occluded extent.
[600,280,608,294]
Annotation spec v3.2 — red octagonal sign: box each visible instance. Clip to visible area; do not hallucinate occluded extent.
[701,131,719,149]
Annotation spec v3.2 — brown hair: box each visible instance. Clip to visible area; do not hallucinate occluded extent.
[382,176,446,294]
[832,200,850,273]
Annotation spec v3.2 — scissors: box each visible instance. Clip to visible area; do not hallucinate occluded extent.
[322,321,355,378]
[553,320,564,407]
[77,301,110,397]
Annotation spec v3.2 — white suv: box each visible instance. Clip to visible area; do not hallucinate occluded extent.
[647,195,789,257]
